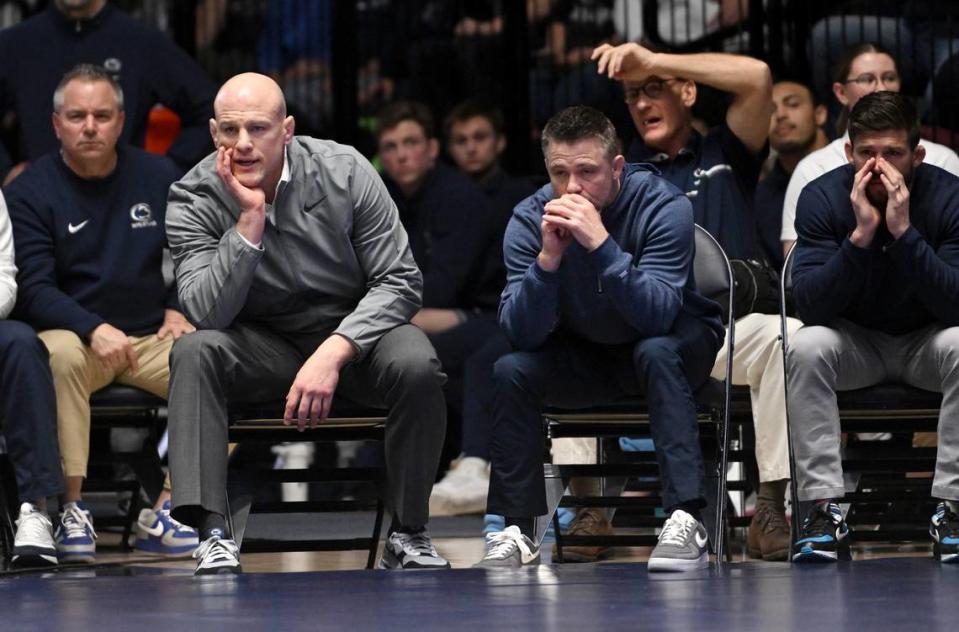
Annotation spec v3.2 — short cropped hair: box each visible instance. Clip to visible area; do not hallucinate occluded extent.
[541,105,618,160]
[53,64,124,112]
[848,91,920,149]
[443,99,505,139]
[375,101,436,140]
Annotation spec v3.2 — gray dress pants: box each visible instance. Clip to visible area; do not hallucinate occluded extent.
[786,319,959,503]
[167,323,446,529]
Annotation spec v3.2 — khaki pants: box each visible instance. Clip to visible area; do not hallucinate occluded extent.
[710,313,803,482]
[39,330,173,478]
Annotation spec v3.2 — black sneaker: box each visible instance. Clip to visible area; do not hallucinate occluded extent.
[792,502,850,563]
[193,536,242,575]
[379,529,450,569]
[930,502,959,564]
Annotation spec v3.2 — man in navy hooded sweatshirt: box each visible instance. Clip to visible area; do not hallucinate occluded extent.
[474,106,723,572]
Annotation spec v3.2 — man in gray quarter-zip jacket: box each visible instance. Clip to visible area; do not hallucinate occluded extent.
[164,73,450,576]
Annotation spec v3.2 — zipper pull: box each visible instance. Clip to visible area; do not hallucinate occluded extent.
[597,275,603,294]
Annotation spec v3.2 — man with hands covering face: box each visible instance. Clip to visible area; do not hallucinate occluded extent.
[475,106,723,572]
[788,91,959,564]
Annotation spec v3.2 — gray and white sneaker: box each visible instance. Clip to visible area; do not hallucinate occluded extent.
[379,529,451,569]
[648,509,709,572]
[12,502,58,568]
[193,536,242,575]
[474,525,540,568]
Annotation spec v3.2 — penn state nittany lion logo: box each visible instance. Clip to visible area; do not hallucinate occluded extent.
[129,203,157,229]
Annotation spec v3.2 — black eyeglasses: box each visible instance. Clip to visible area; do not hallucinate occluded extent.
[844,72,900,89]
[623,78,681,104]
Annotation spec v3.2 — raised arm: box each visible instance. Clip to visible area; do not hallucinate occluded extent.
[593,43,772,154]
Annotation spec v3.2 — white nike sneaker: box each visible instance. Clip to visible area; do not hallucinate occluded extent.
[429,456,490,516]
[648,509,710,572]
[474,525,540,568]
[135,500,199,556]
[12,503,58,568]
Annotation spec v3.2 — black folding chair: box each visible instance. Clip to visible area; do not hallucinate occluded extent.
[226,399,388,569]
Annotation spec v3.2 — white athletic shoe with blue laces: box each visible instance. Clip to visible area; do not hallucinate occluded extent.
[55,501,97,564]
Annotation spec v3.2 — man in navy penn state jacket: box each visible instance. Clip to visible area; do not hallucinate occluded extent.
[474,106,723,572]
[5,64,198,564]
[788,91,959,564]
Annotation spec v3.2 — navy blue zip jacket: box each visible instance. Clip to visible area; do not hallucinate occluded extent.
[6,146,181,339]
[793,162,959,334]
[500,163,724,350]
[0,4,215,177]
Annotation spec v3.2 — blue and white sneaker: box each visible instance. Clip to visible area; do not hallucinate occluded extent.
[930,502,959,563]
[135,500,199,556]
[793,501,850,563]
[55,501,97,564]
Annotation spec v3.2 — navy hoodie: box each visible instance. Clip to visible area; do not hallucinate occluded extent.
[793,162,959,334]
[500,163,724,350]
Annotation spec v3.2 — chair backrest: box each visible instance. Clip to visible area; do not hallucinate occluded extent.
[780,244,796,348]
[692,223,734,325]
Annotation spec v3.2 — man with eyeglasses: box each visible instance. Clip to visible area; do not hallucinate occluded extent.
[780,42,959,257]
[593,42,804,562]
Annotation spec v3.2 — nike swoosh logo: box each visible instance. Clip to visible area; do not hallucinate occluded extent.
[162,527,193,548]
[141,521,164,537]
[67,220,90,234]
[695,532,709,548]
[521,548,538,564]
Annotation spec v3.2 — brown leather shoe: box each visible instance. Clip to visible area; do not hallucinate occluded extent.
[552,508,614,562]
[747,501,790,561]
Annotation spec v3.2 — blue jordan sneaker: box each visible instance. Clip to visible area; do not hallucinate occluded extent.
[792,501,850,563]
[135,500,199,555]
[930,502,959,564]
[55,501,97,564]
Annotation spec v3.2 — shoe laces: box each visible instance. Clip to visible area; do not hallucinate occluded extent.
[484,526,532,560]
[568,509,608,536]
[755,503,789,534]
[658,511,697,546]
[16,506,53,542]
[61,505,97,540]
[158,506,193,534]
[802,503,840,537]
[194,537,239,563]
[934,503,959,537]
[394,529,438,557]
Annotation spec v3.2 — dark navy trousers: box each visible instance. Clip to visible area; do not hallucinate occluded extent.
[487,312,721,517]
[0,320,62,501]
